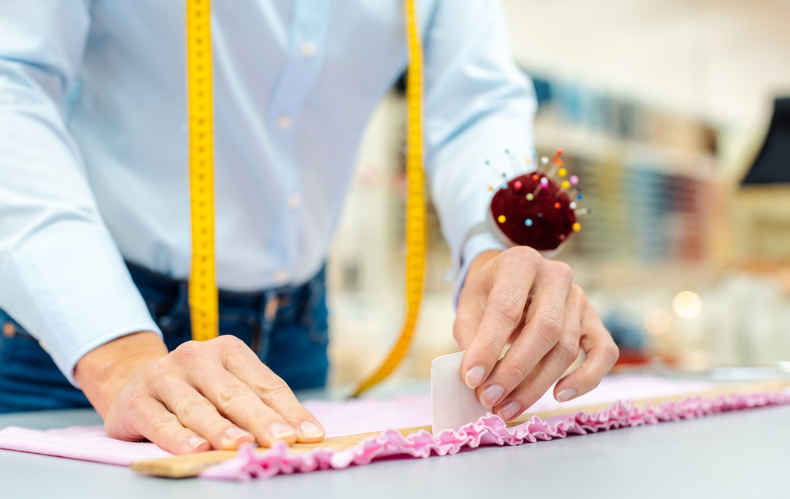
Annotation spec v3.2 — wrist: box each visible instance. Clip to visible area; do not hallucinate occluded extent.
[468,249,502,279]
[74,331,168,416]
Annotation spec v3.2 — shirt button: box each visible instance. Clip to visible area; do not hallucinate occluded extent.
[300,41,317,58]
[274,270,289,284]
[288,194,301,209]
[276,114,292,130]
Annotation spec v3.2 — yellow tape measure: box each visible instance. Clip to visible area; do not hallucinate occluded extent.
[185,0,426,394]
[186,0,219,342]
[352,0,426,397]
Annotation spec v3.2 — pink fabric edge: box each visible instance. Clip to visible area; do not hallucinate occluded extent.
[0,425,172,465]
[200,389,790,481]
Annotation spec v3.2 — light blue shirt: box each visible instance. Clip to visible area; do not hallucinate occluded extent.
[0,0,536,385]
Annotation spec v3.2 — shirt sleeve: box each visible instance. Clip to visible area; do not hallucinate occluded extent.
[421,0,538,305]
[0,1,161,387]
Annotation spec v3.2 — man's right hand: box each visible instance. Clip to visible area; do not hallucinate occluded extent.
[74,331,324,454]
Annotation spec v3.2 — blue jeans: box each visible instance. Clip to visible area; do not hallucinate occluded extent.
[0,262,329,414]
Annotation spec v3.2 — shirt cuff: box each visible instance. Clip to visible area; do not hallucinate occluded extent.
[63,323,163,388]
[452,231,507,309]
[0,225,163,388]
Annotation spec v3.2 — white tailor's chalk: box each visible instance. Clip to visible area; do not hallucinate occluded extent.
[431,351,489,434]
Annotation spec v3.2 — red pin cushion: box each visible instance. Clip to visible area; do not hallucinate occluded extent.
[489,172,577,251]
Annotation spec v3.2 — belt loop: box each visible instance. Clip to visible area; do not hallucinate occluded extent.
[159,281,190,332]
[264,294,280,323]
[303,265,326,337]
[257,291,279,360]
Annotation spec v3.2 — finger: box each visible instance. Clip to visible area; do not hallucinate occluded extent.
[122,396,211,455]
[493,287,585,421]
[219,337,325,443]
[455,264,528,351]
[150,373,255,450]
[455,261,497,391]
[476,261,574,408]
[461,249,541,391]
[454,255,495,351]
[171,339,298,447]
[553,305,619,402]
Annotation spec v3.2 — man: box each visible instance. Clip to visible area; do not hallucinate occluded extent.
[0,0,618,454]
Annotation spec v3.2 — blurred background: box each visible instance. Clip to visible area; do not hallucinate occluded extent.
[326,0,790,388]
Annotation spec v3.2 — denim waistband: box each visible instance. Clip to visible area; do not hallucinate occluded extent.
[125,261,328,355]
[125,261,325,320]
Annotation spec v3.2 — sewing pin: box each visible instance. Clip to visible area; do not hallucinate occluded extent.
[505,149,522,175]
[539,156,550,173]
[484,160,507,180]
[532,176,548,196]
[546,160,560,179]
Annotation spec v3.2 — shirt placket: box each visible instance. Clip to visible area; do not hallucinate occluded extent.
[266,0,330,286]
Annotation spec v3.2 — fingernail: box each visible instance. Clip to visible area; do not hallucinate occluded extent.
[557,388,577,402]
[497,401,522,421]
[481,384,504,408]
[465,365,486,389]
[299,421,323,439]
[269,422,296,441]
[224,427,252,442]
[188,436,209,450]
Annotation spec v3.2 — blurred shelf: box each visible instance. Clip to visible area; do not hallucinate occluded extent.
[534,121,716,178]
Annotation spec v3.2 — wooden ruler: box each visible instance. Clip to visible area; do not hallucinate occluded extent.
[351,0,427,397]
[130,379,790,478]
[186,0,219,342]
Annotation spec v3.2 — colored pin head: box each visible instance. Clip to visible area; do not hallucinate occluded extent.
[485,148,589,251]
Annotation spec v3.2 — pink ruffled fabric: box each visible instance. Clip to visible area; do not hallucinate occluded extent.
[0,375,719,465]
[201,389,790,481]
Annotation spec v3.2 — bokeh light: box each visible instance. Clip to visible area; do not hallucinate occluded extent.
[644,309,671,335]
[672,291,702,319]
